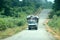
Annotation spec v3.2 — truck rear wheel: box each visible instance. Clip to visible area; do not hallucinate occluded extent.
[35,27,37,30]
[28,27,31,30]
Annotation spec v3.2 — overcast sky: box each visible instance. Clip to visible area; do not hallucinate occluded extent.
[19,0,23,1]
[19,0,54,3]
[47,0,54,3]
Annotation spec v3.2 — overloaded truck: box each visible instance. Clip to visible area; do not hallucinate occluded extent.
[27,15,39,30]
[32,16,39,23]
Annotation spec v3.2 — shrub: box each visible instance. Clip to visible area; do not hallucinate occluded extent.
[49,10,56,18]
[56,10,60,16]
[0,17,26,31]
[48,16,60,29]
[0,18,7,31]
[17,21,23,26]
[49,10,60,18]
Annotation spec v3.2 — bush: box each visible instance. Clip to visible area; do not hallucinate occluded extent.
[17,21,24,26]
[0,18,7,31]
[0,17,26,31]
[56,10,60,16]
[48,16,60,29]
[49,10,56,18]
[49,10,60,18]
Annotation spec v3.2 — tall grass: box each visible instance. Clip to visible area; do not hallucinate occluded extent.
[48,11,60,35]
[0,13,27,39]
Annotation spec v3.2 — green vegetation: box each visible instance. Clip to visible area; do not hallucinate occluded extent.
[49,10,60,18]
[48,15,60,33]
[48,0,60,36]
[0,25,26,39]
[0,17,26,31]
[0,14,27,39]
[0,0,42,39]
[53,0,60,11]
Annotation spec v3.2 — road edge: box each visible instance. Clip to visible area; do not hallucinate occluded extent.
[44,19,60,40]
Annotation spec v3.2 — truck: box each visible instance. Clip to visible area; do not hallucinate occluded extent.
[28,20,38,30]
[27,15,39,30]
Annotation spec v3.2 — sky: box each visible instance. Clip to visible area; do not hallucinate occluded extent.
[19,0,54,2]
[19,0,23,1]
[47,0,54,3]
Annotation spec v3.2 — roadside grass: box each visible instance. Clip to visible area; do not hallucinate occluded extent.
[44,19,60,40]
[48,16,60,35]
[47,15,60,40]
[0,24,27,39]
[0,12,27,39]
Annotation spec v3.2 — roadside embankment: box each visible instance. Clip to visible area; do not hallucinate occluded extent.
[44,19,60,40]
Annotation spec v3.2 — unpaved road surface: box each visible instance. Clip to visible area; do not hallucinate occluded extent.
[3,9,56,40]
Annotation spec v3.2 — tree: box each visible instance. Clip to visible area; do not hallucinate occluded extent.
[0,0,4,11]
[53,0,60,11]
